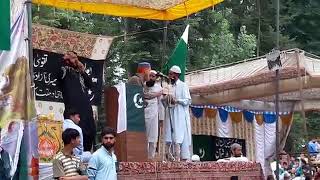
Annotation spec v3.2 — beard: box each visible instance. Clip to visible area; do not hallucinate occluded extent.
[103,143,115,150]
[146,80,155,87]
[233,154,241,157]
[170,78,177,85]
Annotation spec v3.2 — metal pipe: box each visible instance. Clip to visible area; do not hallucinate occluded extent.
[275,69,280,180]
[26,0,35,96]
[276,0,280,49]
[275,0,280,179]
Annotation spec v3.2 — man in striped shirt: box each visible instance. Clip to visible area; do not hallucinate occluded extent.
[53,128,88,180]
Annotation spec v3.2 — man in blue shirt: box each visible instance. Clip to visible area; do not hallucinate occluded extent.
[63,108,92,162]
[307,139,318,156]
[87,127,117,180]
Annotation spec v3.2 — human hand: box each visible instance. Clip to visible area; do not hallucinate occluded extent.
[77,61,85,73]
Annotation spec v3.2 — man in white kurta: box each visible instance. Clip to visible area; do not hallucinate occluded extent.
[164,66,192,161]
[144,70,163,159]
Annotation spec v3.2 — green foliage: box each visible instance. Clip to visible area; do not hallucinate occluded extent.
[285,111,320,155]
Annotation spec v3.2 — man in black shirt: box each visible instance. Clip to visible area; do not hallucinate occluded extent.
[58,51,96,151]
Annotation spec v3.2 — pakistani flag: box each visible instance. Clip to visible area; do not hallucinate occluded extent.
[115,83,146,133]
[0,0,10,50]
[125,84,145,132]
[163,25,189,81]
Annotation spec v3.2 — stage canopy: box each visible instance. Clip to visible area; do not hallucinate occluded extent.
[186,49,320,112]
[32,0,224,20]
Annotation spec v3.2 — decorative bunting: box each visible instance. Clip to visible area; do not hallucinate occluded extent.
[255,114,264,126]
[263,113,277,124]
[243,110,254,123]
[190,105,292,125]
[205,108,217,118]
[281,113,293,125]
[191,107,204,119]
[218,108,228,123]
[230,112,242,123]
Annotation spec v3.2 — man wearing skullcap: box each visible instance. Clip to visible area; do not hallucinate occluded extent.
[128,62,151,86]
[144,70,163,159]
[163,65,192,161]
[217,143,249,162]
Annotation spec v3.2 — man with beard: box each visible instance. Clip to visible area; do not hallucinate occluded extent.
[87,127,117,180]
[217,143,249,162]
[144,70,163,160]
[163,66,192,161]
[58,51,96,151]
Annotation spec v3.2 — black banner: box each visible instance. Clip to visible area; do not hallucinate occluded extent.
[33,49,104,105]
[193,135,246,161]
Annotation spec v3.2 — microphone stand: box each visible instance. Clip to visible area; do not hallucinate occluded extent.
[159,76,175,161]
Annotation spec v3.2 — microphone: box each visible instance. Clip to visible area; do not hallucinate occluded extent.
[156,72,170,79]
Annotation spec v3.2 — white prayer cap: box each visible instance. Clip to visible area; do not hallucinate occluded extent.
[191,154,200,162]
[169,65,181,74]
[150,70,157,74]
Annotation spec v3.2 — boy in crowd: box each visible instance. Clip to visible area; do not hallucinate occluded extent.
[53,128,88,180]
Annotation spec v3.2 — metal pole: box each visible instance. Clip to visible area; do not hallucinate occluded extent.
[256,0,261,56]
[275,0,280,179]
[162,21,168,69]
[296,49,309,161]
[276,0,280,49]
[26,0,35,96]
[275,69,280,180]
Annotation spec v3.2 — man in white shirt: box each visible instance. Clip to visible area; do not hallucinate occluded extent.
[217,143,249,162]
[163,66,192,161]
[144,70,163,159]
[63,108,92,162]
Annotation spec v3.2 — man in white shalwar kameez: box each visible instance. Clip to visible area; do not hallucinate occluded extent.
[144,70,163,159]
[163,66,192,161]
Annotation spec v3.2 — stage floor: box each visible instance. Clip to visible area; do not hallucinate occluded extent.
[118,161,263,179]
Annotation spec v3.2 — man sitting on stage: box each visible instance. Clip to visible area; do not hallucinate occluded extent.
[217,143,249,162]
[144,70,163,160]
[58,51,96,152]
[63,108,92,163]
[163,65,192,161]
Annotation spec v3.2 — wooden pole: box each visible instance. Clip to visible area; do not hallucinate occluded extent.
[296,49,309,161]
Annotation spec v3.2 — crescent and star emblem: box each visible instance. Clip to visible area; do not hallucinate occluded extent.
[199,148,206,158]
[133,93,144,108]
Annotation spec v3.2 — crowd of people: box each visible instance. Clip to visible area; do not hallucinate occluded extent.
[268,145,320,180]
[273,154,312,180]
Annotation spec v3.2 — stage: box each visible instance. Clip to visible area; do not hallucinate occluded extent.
[39,161,263,179]
[118,161,263,179]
